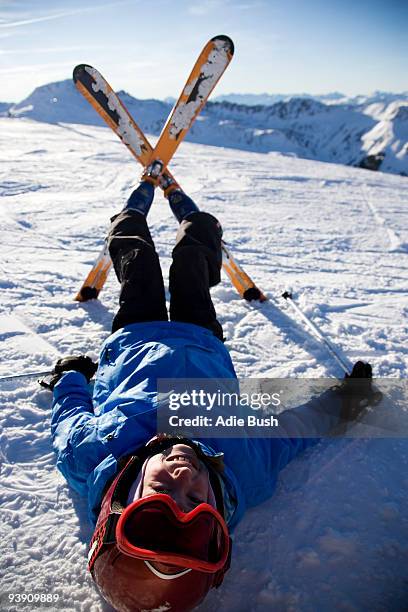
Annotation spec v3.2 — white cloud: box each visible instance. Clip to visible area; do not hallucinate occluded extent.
[0,45,106,55]
[0,0,134,28]
[187,0,228,16]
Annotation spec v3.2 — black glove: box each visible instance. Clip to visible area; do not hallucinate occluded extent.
[337,360,382,422]
[39,355,98,390]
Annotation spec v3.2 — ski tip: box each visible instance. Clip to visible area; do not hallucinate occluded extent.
[75,286,99,302]
[73,64,93,83]
[243,287,266,302]
[211,35,234,56]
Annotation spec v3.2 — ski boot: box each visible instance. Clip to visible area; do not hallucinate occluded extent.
[167,188,201,223]
[141,159,165,186]
[125,180,155,216]
[159,171,181,198]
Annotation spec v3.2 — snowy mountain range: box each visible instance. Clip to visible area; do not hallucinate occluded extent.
[214,91,408,107]
[2,80,407,176]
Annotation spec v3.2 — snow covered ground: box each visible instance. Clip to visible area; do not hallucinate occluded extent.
[0,117,407,611]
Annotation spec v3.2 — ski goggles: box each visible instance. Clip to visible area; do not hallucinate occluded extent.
[116,493,230,573]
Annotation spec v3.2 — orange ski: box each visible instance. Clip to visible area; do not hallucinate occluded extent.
[73,38,266,303]
[74,241,111,302]
[221,245,267,302]
[73,65,150,165]
[148,35,234,167]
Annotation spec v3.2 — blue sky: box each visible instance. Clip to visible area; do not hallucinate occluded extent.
[0,0,407,102]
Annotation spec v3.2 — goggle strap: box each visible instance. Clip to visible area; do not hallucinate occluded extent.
[103,513,120,544]
[88,513,120,572]
[213,537,233,588]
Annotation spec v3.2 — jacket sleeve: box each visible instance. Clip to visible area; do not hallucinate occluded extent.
[242,387,345,503]
[51,371,111,497]
[274,386,343,464]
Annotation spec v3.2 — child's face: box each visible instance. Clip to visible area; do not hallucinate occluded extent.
[141,444,210,512]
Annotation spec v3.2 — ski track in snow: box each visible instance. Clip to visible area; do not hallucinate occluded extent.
[356,180,406,253]
[0,117,407,612]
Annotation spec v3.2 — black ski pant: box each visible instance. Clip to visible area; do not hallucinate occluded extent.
[107,210,224,340]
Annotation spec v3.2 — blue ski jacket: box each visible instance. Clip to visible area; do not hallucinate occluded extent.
[51,321,342,530]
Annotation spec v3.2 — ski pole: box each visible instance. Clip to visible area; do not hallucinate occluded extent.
[281,291,351,375]
[0,369,52,383]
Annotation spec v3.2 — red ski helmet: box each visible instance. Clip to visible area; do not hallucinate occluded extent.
[88,438,232,612]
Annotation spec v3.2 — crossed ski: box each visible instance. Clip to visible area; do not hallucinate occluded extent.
[73,36,266,303]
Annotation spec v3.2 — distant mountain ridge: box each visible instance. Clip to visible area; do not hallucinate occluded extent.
[3,80,407,176]
[214,91,408,107]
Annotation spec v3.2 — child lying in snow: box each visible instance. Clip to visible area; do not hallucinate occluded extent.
[44,169,377,612]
